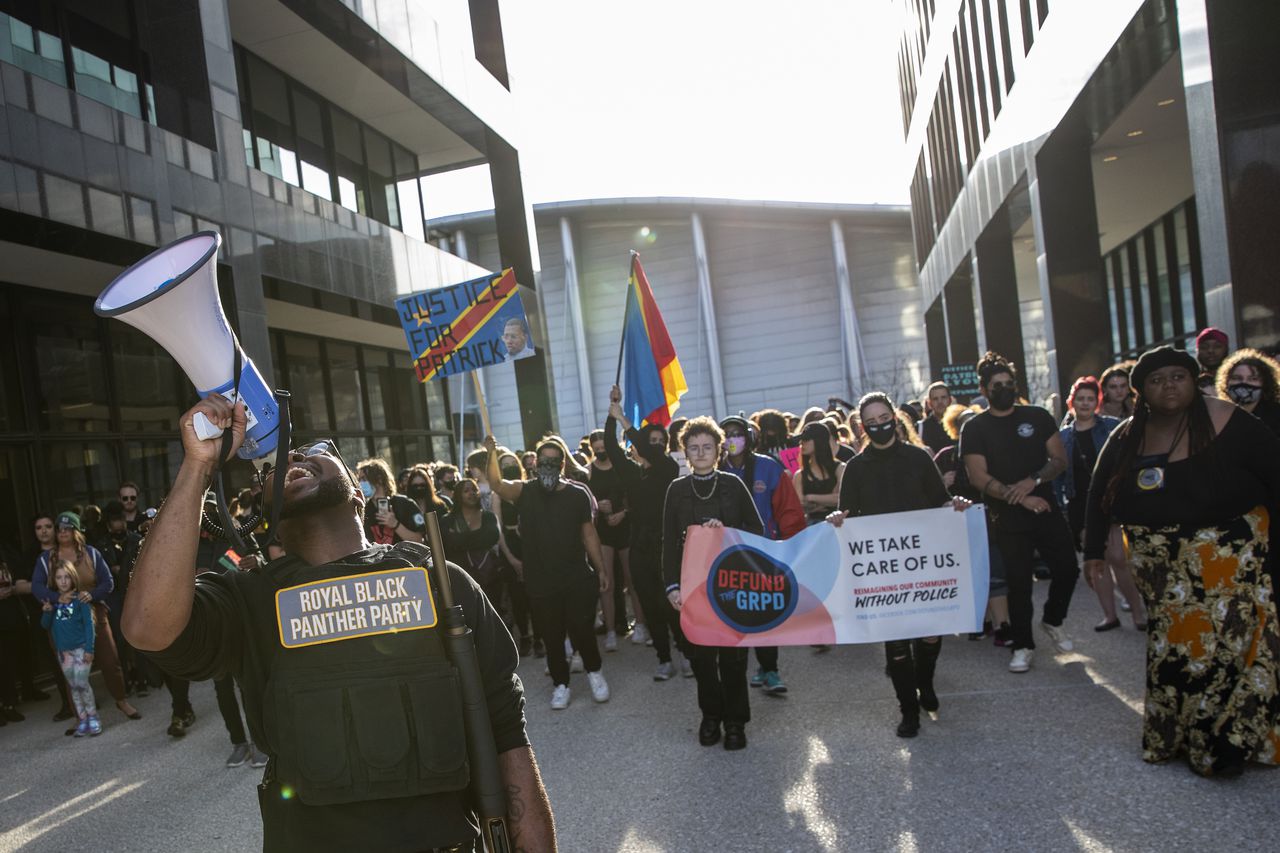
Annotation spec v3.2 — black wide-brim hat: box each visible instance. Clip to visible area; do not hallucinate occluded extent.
[1131,345,1200,392]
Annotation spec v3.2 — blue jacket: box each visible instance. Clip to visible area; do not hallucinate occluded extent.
[1056,415,1121,505]
[41,598,95,654]
[32,547,113,607]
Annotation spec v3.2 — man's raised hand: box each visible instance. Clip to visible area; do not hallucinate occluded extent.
[181,395,247,467]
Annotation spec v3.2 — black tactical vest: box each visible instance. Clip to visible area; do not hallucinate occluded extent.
[260,542,470,806]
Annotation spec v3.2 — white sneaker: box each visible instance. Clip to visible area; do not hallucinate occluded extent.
[550,684,570,710]
[587,670,610,703]
[604,631,618,652]
[630,624,650,645]
[653,661,675,681]
[680,656,694,678]
[1041,622,1074,652]
[570,653,584,673]
[1008,648,1033,673]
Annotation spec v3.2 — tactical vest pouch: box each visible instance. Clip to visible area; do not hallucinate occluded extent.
[265,655,470,806]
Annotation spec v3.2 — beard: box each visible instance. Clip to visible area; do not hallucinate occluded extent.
[279,476,354,520]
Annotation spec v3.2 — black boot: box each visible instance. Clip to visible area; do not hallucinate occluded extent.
[886,642,920,738]
[698,716,721,746]
[913,637,942,714]
[723,723,747,751]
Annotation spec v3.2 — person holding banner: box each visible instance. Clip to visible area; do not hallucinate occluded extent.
[663,418,765,751]
[719,415,806,695]
[828,393,972,737]
[1085,346,1280,777]
[961,352,1077,674]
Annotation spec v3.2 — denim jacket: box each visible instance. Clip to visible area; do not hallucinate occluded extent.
[1055,415,1121,505]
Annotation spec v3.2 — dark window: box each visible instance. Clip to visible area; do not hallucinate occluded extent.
[44,440,120,516]
[25,297,111,433]
[980,0,1002,118]
[1019,0,1035,54]
[1036,0,1049,26]
[327,342,368,433]
[112,324,186,433]
[0,1,213,146]
[282,334,331,432]
[995,0,1016,92]
[966,1,991,137]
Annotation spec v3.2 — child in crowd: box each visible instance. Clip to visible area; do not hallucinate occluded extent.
[41,561,101,737]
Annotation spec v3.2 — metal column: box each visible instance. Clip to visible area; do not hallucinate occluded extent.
[690,212,727,420]
[559,217,596,435]
[830,219,867,400]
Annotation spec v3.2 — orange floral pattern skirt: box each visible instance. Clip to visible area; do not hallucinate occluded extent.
[1125,507,1280,776]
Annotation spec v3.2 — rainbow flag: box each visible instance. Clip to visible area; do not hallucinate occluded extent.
[622,253,687,426]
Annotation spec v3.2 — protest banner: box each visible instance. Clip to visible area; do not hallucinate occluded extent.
[679,506,989,646]
[396,269,536,383]
[940,363,982,401]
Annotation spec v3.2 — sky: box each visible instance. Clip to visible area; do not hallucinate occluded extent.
[421,1,909,219]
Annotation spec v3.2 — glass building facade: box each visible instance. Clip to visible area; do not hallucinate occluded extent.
[0,0,545,556]
[896,0,1280,398]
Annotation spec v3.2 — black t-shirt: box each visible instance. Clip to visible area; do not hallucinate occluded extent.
[1083,408,1280,558]
[147,542,525,852]
[960,405,1059,527]
[835,444,856,463]
[1071,427,1099,498]
[516,481,594,596]
[363,495,428,546]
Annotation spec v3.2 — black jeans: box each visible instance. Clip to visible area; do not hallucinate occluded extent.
[629,542,687,663]
[993,511,1080,650]
[754,646,778,672]
[501,563,535,644]
[529,581,602,687]
[215,675,247,745]
[689,645,750,725]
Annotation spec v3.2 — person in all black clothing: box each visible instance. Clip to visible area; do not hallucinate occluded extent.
[588,429,642,652]
[487,434,612,710]
[918,382,957,455]
[441,479,502,607]
[125,398,555,852]
[961,352,1076,674]
[605,386,686,680]
[493,451,538,657]
[829,393,973,737]
[663,417,765,751]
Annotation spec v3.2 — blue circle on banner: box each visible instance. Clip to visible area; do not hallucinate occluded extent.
[706,545,799,633]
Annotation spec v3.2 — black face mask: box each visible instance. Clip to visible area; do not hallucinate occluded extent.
[406,483,431,499]
[865,420,897,443]
[989,386,1018,410]
[501,465,522,480]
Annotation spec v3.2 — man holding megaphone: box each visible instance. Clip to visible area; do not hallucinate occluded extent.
[123,394,557,852]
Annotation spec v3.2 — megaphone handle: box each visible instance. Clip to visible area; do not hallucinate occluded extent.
[193,411,224,441]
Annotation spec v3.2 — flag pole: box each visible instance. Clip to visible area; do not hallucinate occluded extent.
[615,250,637,386]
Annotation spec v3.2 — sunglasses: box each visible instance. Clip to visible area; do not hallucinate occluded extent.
[120,496,137,502]
[262,439,348,482]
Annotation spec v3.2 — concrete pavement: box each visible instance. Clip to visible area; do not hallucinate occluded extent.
[2,580,1277,852]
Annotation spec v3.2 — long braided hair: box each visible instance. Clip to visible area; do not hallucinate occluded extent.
[1101,389,1215,513]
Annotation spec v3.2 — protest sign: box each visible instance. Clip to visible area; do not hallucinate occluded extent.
[679,506,988,646]
[940,363,982,401]
[396,269,535,382]
[778,446,801,474]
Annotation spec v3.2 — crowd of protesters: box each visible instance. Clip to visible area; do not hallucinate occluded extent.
[1,327,1277,778]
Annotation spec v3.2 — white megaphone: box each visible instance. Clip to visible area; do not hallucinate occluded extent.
[95,231,280,460]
